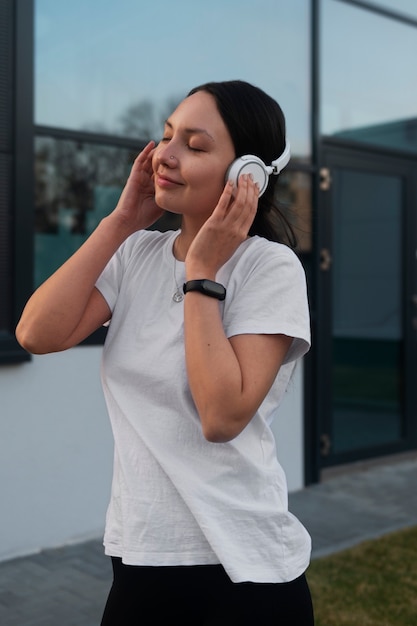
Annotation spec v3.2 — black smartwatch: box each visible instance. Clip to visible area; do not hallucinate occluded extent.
[183,279,226,301]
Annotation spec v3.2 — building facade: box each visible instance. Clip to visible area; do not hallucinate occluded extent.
[1,0,416,560]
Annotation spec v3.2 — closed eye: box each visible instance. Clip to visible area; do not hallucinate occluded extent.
[159,131,205,153]
[160,138,204,152]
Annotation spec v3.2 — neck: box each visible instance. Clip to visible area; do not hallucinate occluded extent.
[173,216,205,261]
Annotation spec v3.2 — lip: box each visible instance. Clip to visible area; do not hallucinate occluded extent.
[155,173,183,188]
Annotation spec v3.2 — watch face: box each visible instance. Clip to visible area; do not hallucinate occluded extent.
[202,280,226,298]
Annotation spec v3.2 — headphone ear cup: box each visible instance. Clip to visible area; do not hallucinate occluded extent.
[225,155,269,196]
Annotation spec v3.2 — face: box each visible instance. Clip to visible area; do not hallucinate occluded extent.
[152,91,235,220]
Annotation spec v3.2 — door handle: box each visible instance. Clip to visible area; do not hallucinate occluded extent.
[320,167,332,191]
[320,248,332,271]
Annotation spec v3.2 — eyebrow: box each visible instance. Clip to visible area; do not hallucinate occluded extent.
[164,120,215,142]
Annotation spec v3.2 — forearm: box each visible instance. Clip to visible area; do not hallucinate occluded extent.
[16,214,132,353]
[183,292,250,443]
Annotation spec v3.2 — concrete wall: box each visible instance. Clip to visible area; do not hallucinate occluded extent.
[0,348,113,562]
[0,348,305,562]
[270,362,305,493]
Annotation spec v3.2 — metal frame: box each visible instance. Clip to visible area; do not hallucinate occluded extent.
[36,124,145,152]
[302,0,322,485]
[333,0,417,27]
[0,0,34,363]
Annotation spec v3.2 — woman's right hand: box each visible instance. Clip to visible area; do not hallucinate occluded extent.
[112,141,164,233]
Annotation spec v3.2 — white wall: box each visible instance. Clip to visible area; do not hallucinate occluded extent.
[0,347,113,562]
[0,348,305,562]
[270,362,305,493]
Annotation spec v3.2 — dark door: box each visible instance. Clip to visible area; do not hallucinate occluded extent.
[317,141,417,468]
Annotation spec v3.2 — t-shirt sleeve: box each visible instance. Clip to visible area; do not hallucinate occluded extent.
[222,245,310,364]
[95,246,124,313]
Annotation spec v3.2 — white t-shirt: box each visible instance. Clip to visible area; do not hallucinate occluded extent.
[96,229,311,583]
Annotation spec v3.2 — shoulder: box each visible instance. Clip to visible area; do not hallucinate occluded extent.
[245,236,300,262]
[219,237,308,306]
[220,237,310,356]
[225,236,305,281]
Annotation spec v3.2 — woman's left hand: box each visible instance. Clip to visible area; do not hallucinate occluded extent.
[185,174,259,278]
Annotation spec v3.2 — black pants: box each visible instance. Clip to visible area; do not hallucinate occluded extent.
[101,557,314,625]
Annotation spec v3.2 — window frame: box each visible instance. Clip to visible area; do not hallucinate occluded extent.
[333,0,417,27]
[0,0,34,364]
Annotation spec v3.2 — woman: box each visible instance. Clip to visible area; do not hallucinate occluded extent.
[16,80,314,625]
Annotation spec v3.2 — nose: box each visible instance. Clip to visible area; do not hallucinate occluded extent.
[155,142,178,168]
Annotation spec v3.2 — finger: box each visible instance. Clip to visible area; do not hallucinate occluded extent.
[246,174,260,204]
[134,141,155,166]
[241,178,259,230]
[241,174,260,206]
[212,179,234,218]
[230,174,253,217]
[227,174,259,229]
[143,147,156,174]
[142,140,156,154]
[131,142,156,178]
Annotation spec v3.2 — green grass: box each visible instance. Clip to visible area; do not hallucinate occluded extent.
[307,525,417,626]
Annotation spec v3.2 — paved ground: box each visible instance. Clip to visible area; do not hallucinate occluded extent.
[1,454,416,625]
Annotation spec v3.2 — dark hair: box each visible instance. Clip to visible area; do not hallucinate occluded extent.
[187,80,296,247]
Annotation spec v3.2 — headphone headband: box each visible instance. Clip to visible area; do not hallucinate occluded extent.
[267,141,291,176]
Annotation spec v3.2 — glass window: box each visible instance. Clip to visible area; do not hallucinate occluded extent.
[321,0,417,154]
[331,168,403,453]
[35,0,311,158]
[34,136,311,288]
[35,136,132,287]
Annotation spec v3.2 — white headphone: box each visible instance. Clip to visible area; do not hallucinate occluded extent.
[225,141,290,196]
